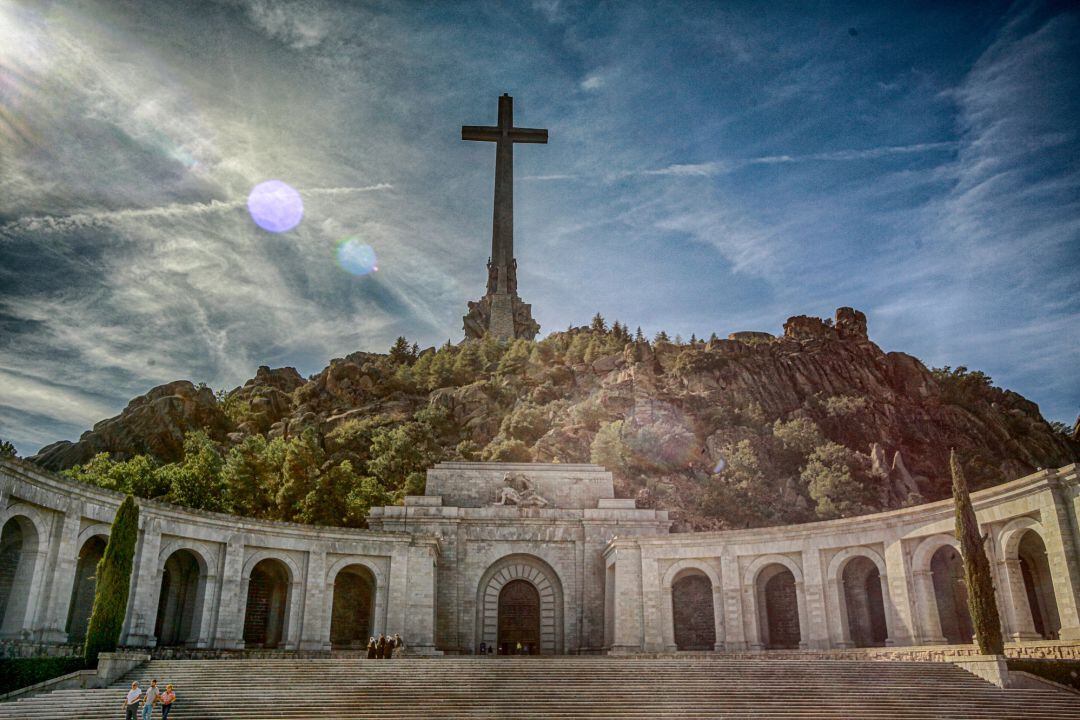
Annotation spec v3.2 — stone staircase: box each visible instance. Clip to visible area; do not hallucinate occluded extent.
[1,657,1077,719]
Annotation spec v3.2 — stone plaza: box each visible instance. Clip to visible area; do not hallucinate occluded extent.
[2,455,1079,660]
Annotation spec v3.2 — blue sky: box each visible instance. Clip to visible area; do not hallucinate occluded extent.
[1,0,1078,455]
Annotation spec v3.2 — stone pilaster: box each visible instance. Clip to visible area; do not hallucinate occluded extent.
[122,517,161,647]
[37,504,82,642]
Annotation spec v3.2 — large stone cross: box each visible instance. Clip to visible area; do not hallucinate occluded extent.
[462,94,547,290]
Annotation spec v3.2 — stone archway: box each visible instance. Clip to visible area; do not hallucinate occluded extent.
[244,558,291,648]
[330,564,376,649]
[0,515,42,637]
[155,549,205,647]
[931,545,973,644]
[476,554,563,655]
[66,535,107,643]
[841,556,888,647]
[759,565,801,649]
[1016,530,1061,639]
[672,571,716,651]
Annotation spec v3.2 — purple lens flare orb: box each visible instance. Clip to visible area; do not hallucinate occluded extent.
[336,237,378,276]
[247,180,304,232]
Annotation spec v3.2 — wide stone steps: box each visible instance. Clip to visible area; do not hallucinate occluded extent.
[1,658,1076,719]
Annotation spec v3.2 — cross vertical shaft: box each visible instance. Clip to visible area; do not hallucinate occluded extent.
[461,93,547,341]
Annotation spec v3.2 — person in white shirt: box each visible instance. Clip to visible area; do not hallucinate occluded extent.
[123,681,142,720]
[142,679,160,720]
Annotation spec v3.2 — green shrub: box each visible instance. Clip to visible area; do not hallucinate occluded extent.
[84,495,139,666]
[0,657,86,694]
[481,438,533,462]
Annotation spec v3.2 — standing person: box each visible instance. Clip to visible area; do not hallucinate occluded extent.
[142,678,160,720]
[366,637,377,659]
[159,684,176,720]
[376,634,386,659]
[393,633,404,658]
[123,682,142,720]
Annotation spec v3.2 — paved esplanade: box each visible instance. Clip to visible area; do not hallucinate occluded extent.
[461,94,545,340]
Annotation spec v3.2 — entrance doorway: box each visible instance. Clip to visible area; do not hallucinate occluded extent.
[497,579,540,654]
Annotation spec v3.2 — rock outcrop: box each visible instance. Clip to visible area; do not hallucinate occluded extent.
[29,307,1079,530]
[32,381,231,470]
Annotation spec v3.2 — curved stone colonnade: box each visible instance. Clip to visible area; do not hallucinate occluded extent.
[604,464,1080,652]
[0,459,439,653]
[2,456,1079,657]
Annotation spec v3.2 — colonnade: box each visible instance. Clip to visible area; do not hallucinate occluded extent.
[604,464,1080,652]
[0,458,439,653]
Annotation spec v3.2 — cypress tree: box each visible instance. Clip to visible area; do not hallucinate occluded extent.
[951,450,1004,655]
[84,495,140,665]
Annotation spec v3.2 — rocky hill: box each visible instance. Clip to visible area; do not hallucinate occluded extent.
[29,307,1079,530]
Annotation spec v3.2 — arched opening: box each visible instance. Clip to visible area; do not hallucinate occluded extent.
[672,571,715,650]
[931,545,973,644]
[757,564,800,649]
[243,558,290,648]
[498,579,540,654]
[1017,531,1061,640]
[841,556,887,647]
[0,516,40,636]
[154,549,204,646]
[476,554,564,655]
[329,564,376,649]
[66,535,107,643]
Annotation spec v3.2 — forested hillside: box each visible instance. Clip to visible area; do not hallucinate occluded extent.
[27,307,1079,531]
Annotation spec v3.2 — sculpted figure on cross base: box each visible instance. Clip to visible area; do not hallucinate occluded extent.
[493,472,549,508]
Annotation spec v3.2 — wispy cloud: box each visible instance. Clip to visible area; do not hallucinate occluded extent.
[0,184,393,235]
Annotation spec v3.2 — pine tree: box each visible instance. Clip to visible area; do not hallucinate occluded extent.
[84,495,139,666]
[951,450,1004,655]
[654,330,670,343]
[389,336,412,364]
[634,326,645,342]
[590,313,607,333]
[689,333,697,345]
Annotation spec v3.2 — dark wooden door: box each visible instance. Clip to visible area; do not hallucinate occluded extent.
[498,580,540,653]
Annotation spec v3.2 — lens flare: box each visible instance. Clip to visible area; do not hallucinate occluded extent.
[336,237,378,276]
[247,180,303,232]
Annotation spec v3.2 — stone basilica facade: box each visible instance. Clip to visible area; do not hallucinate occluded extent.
[1,457,1078,657]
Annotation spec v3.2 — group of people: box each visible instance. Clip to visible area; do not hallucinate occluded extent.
[122,679,176,720]
[366,633,403,659]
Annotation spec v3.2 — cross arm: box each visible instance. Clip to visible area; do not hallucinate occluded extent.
[508,127,548,144]
[462,125,500,142]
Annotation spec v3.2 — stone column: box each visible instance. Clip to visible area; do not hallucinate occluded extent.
[1041,485,1080,640]
[720,554,747,650]
[999,558,1040,640]
[660,586,676,651]
[882,537,916,645]
[404,543,439,654]
[800,548,830,649]
[384,546,411,637]
[283,578,304,650]
[121,517,161,647]
[609,544,644,653]
[211,534,246,649]
[38,505,82,643]
[299,549,328,651]
[827,576,852,648]
[794,580,811,650]
[912,570,945,644]
[711,584,725,651]
[878,573,897,645]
